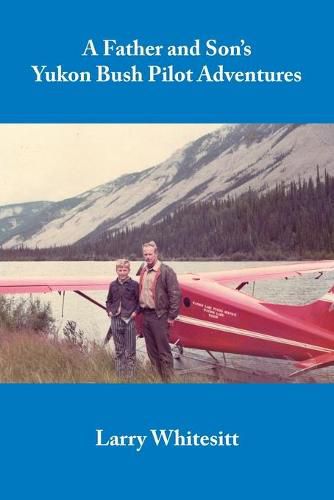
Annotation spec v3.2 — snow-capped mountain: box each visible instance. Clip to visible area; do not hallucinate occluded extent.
[2,124,334,249]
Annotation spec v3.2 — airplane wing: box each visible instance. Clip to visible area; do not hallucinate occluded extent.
[184,260,334,285]
[0,277,111,294]
[2,260,334,294]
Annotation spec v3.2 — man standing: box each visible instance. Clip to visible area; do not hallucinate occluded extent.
[106,259,139,379]
[139,241,181,382]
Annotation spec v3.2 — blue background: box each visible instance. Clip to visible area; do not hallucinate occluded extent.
[1,385,333,499]
[1,1,334,498]
[1,0,333,122]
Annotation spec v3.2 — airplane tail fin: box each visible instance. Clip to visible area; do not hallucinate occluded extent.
[263,285,334,333]
[262,285,334,376]
[298,285,334,331]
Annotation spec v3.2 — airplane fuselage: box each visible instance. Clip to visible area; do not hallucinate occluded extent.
[169,276,334,362]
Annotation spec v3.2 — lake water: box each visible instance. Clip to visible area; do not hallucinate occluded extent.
[2,260,334,343]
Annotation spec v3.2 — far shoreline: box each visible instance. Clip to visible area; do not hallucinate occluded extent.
[1,253,334,263]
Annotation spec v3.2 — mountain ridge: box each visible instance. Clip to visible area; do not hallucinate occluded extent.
[2,123,334,249]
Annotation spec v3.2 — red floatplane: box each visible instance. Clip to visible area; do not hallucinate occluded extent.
[1,260,334,378]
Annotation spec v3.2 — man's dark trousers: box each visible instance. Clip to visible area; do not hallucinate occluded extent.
[143,310,173,382]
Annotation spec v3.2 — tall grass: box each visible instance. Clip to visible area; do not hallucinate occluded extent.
[0,329,164,383]
[0,296,159,383]
[0,296,214,383]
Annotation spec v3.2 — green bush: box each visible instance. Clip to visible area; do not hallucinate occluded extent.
[0,296,55,334]
[62,320,87,351]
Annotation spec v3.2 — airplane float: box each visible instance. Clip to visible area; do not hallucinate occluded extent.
[1,260,334,378]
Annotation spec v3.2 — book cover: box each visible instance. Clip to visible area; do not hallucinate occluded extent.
[1,1,333,498]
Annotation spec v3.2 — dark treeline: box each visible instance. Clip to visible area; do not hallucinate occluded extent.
[1,170,334,261]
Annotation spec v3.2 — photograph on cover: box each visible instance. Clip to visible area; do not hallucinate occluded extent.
[1,123,334,383]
